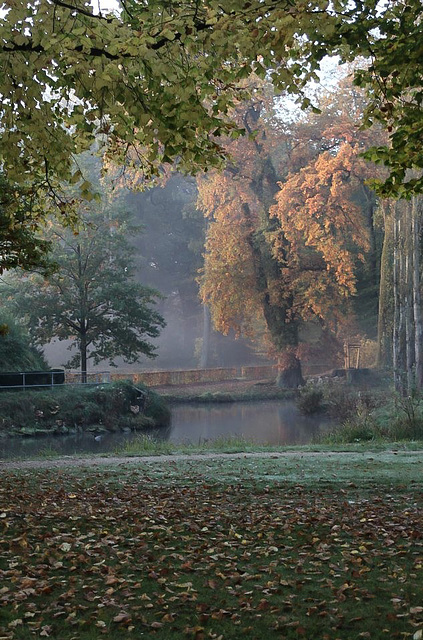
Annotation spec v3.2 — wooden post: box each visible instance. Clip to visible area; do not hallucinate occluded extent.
[344,343,361,370]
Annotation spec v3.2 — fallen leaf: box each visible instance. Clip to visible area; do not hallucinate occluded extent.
[113,613,131,623]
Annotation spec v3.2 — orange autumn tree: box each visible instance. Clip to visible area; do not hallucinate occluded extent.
[198,174,263,338]
[269,143,371,329]
[198,81,376,386]
[198,88,307,386]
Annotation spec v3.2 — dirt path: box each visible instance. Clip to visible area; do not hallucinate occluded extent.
[1,449,418,471]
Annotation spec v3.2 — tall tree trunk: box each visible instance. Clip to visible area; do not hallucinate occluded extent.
[405,241,415,394]
[412,196,423,389]
[393,207,402,392]
[398,214,407,394]
[77,243,88,384]
[199,304,211,368]
[401,199,416,394]
[377,201,393,367]
[241,202,303,386]
[244,120,304,385]
[80,333,88,384]
[361,184,380,322]
[276,348,304,388]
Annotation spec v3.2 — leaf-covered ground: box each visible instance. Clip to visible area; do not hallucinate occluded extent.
[0,452,422,639]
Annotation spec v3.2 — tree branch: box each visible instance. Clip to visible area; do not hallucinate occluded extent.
[51,0,114,21]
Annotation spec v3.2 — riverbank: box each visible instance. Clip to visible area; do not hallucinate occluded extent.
[155,376,294,402]
[0,377,292,439]
[0,380,171,438]
[0,449,422,639]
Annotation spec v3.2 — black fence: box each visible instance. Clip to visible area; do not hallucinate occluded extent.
[0,369,65,390]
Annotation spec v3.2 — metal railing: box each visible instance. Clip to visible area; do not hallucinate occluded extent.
[0,369,65,390]
[0,363,338,391]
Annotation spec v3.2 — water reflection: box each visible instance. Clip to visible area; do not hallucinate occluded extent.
[0,400,331,459]
[170,400,330,446]
[0,431,159,460]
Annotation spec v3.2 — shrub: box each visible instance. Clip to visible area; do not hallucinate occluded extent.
[297,386,324,415]
[319,391,423,443]
[388,395,423,440]
[322,416,381,444]
[0,380,170,436]
[323,384,384,421]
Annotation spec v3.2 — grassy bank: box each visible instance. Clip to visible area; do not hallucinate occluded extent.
[160,386,294,404]
[112,434,423,458]
[0,380,170,437]
[298,383,423,444]
[0,450,422,639]
[151,376,295,404]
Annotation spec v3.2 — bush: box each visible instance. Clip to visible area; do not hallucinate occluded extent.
[319,391,423,443]
[61,401,105,428]
[322,416,382,444]
[197,392,236,403]
[323,384,384,421]
[388,395,423,440]
[0,380,170,436]
[297,385,324,415]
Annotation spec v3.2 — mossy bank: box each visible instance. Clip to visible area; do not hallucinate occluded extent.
[0,380,170,437]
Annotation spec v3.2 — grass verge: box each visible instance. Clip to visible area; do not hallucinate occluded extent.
[0,451,422,639]
[161,388,294,404]
[113,434,270,457]
[112,434,423,458]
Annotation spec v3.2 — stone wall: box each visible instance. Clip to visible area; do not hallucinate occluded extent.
[109,365,278,387]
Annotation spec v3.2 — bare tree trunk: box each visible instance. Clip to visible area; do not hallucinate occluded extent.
[76,242,88,384]
[377,201,393,367]
[80,333,88,384]
[398,213,407,395]
[276,348,304,388]
[403,199,416,394]
[405,244,415,394]
[393,207,402,393]
[412,196,423,389]
[199,304,211,368]
[393,208,399,390]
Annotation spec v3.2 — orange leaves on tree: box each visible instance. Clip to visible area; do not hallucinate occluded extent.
[197,172,264,337]
[197,80,377,356]
[270,143,371,326]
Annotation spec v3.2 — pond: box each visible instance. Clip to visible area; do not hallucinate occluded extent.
[0,400,332,459]
[170,400,331,445]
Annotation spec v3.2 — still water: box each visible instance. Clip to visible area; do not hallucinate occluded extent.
[0,400,331,459]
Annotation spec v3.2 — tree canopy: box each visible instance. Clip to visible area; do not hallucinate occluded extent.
[1,201,165,379]
[0,0,421,197]
[197,78,379,383]
[0,174,51,273]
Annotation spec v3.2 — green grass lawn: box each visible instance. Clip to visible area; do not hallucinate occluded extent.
[0,451,422,639]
